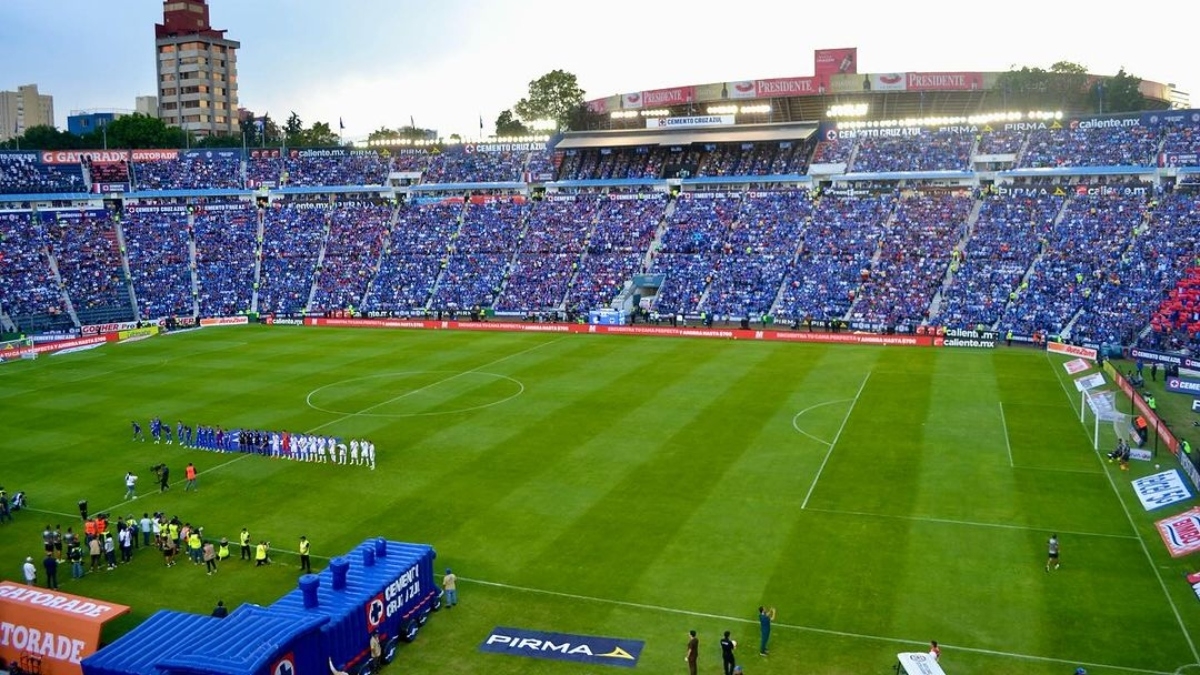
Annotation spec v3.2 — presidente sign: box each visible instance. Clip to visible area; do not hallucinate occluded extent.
[480,627,644,668]
[0,583,130,675]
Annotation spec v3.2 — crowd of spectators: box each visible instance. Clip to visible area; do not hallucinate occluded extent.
[565,196,666,311]
[193,206,257,317]
[497,199,594,311]
[703,191,813,317]
[133,157,243,191]
[423,149,525,184]
[0,154,85,194]
[46,211,131,316]
[851,131,973,173]
[937,193,1064,330]
[1000,193,1146,337]
[850,193,972,328]
[311,203,393,311]
[650,196,741,314]
[281,153,389,187]
[257,205,328,315]
[0,212,66,321]
[364,201,462,313]
[429,199,527,309]
[123,210,195,319]
[1020,126,1159,168]
[775,194,892,323]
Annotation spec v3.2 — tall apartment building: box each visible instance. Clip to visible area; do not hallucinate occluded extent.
[154,0,239,137]
[0,84,55,142]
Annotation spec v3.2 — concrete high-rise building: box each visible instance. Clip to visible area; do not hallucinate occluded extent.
[154,0,239,137]
[0,84,55,142]
[136,95,159,118]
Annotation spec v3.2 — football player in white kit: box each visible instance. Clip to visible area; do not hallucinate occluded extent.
[350,439,360,466]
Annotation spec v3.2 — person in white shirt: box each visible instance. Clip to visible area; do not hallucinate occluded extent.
[337,442,347,465]
[317,438,328,463]
[350,440,360,466]
[22,556,36,585]
[365,441,376,470]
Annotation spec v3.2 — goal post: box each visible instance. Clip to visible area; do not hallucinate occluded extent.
[1080,388,1131,451]
[0,336,36,364]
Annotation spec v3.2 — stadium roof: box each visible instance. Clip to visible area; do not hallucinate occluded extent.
[557,121,818,150]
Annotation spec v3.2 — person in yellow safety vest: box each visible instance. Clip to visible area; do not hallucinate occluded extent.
[240,528,252,560]
[256,540,269,566]
[299,536,312,574]
[217,537,230,561]
[1147,394,1157,412]
[187,530,203,564]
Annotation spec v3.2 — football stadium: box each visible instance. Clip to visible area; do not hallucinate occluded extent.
[4,6,1200,675]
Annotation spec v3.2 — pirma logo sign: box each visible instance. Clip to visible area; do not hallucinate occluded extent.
[480,627,644,668]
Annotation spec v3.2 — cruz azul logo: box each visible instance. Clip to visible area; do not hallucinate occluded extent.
[480,627,645,668]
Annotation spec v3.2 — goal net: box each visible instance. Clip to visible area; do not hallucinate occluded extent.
[0,336,36,364]
[1080,388,1134,451]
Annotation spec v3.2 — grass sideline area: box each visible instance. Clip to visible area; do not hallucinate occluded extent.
[0,325,1198,675]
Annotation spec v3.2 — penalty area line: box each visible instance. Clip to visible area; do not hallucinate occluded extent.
[460,576,1174,675]
[802,371,870,510]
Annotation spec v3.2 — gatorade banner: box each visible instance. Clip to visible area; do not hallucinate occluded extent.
[0,583,130,675]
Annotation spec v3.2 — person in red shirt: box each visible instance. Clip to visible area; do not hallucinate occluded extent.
[185,463,198,492]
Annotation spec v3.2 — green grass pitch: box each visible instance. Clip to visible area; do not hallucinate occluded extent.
[1,325,1198,675]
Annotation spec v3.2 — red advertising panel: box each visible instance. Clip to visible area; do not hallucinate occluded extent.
[130,149,180,162]
[586,98,609,114]
[815,47,858,88]
[906,72,984,91]
[755,77,820,98]
[40,150,129,164]
[0,583,130,675]
[641,86,696,107]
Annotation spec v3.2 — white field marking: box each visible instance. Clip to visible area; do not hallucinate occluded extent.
[804,506,1138,540]
[790,399,853,446]
[305,337,563,434]
[457,575,1176,675]
[1010,465,1104,475]
[801,372,870,509]
[305,371,525,418]
[23,507,81,520]
[1047,352,1200,663]
[999,401,1014,467]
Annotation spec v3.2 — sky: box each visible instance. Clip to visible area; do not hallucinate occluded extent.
[1,0,1196,141]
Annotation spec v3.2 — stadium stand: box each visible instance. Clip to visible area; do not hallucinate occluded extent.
[124,208,195,319]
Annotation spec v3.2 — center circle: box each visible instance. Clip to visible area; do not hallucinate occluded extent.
[305,371,525,418]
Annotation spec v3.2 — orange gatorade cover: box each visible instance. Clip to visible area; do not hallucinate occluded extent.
[0,582,130,675]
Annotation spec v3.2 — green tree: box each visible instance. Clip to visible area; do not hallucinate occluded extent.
[1096,67,1146,113]
[284,111,304,146]
[495,109,529,137]
[514,70,585,131]
[11,125,84,150]
[302,121,340,147]
[367,125,435,143]
[98,113,178,149]
[997,62,1095,112]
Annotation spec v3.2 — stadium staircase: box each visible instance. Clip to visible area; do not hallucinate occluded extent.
[842,200,897,322]
[613,199,677,310]
[187,209,201,319]
[0,310,15,333]
[557,204,603,310]
[304,210,334,313]
[44,246,82,328]
[492,205,535,308]
[249,207,267,314]
[844,140,862,173]
[81,164,94,193]
[113,216,141,321]
[424,200,472,309]
[991,195,1073,330]
[360,201,402,309]
[927,198,984,321]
